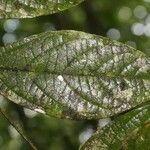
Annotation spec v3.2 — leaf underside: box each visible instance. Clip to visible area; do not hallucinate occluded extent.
[0,0,84,18]
[80,104,150,150]
[0,30,150,120]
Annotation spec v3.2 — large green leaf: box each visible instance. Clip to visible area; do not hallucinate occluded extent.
[80,104,150,150]
[0,0,84,18]
[0,30,150,119]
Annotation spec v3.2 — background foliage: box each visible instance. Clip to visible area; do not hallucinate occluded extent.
[0,0,150,149]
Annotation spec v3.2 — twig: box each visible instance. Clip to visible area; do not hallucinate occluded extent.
[0,107,38,150]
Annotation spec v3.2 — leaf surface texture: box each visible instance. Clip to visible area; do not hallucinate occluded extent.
[0,30,150,119]
[80,104,150,150]
[0,0,84,18]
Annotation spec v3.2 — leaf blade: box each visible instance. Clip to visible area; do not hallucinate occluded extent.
[0,30,150,119]
[0,0,84,18]
[80,104,150,150]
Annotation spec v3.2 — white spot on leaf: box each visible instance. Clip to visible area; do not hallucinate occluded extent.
[34,108,46,114]
[57,75,64,81]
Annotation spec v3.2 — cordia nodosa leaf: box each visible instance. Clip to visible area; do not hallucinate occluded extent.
[0,0,84,18]
[0,30,150,119]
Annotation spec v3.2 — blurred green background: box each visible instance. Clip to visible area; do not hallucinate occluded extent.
[0,0,150,149]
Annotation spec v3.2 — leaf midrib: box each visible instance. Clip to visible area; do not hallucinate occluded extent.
[0,66,149,81]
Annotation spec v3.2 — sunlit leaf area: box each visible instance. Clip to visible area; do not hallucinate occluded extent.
[0,0,150,149]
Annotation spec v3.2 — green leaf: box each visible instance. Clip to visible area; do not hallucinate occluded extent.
[80,104,150,150]
[0,0,84,18]
[0,30,150,119]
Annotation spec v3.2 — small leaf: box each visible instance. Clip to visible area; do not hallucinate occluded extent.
[0,30,150,120]
[80,104,150,150]
[0,0,84,18]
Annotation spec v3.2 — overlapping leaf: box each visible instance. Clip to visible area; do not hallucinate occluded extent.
[80,104,150,150]
[0,0,84,18]
[0,30,150,119]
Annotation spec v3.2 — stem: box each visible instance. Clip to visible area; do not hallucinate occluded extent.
[0,107,38,150]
